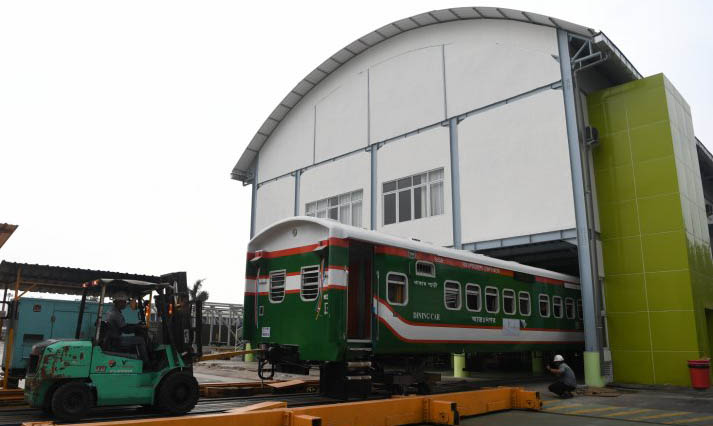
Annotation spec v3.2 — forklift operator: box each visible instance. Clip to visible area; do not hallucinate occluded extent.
[106,291,149,364]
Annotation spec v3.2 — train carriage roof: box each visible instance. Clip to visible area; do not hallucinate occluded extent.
[250,217,579,284]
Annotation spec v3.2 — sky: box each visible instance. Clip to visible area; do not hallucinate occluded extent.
[1,0,711,304]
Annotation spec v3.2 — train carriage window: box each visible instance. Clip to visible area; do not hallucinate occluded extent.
[386,272,408,306]
[565,298,575,319]
[300,265,320,301]
[444,281,461,310]
[415,261,435,278]
[553,296,563,318]
[269,270,286,303]
[465,284,481,312]
[502,289,516,315]
[539,294,550,317]
[518,292,531,316]
[485,287,499,314]
[577,299,583,320]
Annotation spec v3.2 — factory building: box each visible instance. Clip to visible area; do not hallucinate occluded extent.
[232,7,713,387]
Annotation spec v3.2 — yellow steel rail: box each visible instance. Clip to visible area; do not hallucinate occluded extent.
[24,387,540,426]
[198,349,262,362]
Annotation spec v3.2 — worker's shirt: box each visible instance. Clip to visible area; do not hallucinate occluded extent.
[106,305,126,335]
[558,362,577,387]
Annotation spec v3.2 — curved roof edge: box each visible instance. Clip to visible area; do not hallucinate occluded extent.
[231,7,599,182]
[250,216,580,283]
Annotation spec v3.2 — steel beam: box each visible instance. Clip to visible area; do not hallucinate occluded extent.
[370,145,377,230]
[448,118,462,249]
[557,29,603,387]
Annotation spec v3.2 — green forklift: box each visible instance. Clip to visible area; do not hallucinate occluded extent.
[24,275,203,421]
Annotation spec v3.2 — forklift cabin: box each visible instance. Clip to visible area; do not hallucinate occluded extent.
[24,277,203,422]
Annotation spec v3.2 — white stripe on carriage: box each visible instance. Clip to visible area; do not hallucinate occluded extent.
[375,299,584,343]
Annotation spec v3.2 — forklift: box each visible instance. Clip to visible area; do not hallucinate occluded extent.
[24,275,203,421]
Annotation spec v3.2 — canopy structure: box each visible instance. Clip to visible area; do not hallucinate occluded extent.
[0,261,160,297]
[0,224,18,251]
[83,278,169,297]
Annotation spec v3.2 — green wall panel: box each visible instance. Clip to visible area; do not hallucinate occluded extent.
[590,73,713,387]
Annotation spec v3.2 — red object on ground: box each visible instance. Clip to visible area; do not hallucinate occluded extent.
[688,360,711,390]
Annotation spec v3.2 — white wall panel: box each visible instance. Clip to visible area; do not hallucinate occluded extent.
[376,126,453,246]
[369,46,445,143]
[300,152,371,229]
[445,20,559,117]
[315,72,368,162]
[258,104,314,182]
[255,177,295,234]
[459,89,575,243]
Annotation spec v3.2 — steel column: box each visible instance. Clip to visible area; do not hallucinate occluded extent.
[370,145,378,230]
[294,170,301,216]
[250,154,259,239]
[557,29,603,386]
[448,118,462,249]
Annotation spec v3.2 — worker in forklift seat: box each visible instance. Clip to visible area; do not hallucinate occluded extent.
[106,291,149,364]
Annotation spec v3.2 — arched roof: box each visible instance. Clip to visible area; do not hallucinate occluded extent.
[231,7,603,181]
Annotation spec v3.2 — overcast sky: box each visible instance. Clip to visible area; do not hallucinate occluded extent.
[1,0,711,304]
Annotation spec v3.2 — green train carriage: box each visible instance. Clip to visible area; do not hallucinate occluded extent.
[244,217,583,396]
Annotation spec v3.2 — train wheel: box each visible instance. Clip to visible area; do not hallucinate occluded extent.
[50,381,93,422]
[156,372,199,415]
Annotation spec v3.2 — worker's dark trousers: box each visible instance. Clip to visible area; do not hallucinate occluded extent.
[120,336,149,364]
[549,381,576,397]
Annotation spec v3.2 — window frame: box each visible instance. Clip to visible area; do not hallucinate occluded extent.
[415,260,436,278]
[518,291,532,317]
[268,270,287,304]
[484,286,500,314]
[443,280,462,311]
[538,294,551,318]
[305,190,363,227]
[386,272,409,306]
[502,289,516,315]
[299,265,321,302]
[382,168,444,226]
[465,283,482,312]
[565,297,575,319]
[552,296,563,319]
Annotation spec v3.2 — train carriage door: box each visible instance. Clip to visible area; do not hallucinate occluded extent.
[347,241,373,340]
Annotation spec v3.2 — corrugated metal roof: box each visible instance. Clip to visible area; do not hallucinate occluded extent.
[0,261,160,296]
[231,7,600,182]
[0,224,18,251]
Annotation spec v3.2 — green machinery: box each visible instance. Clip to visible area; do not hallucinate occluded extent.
[24,277,203,421]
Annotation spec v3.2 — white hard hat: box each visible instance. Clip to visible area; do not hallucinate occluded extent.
[554,354,564,362]
[112,291,129,302]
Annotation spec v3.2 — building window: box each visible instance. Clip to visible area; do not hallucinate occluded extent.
[565,298,575,319]
[386,272,408,305]
[577,299,583,320]
[485,287,499,313]
[518,291,531,316]
[502,289,516,315]
[415,261,435,277]
[539,294,550,317]
[465,284,481,312]
[444,281,461,310]
[553,296,563,318]
[382,169,444,225]
[269,270,286,303]
[300,265,320,301]
[306,190,363,227]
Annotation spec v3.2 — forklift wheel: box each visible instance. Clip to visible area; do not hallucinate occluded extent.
[51,381,93,422]
[157,372,199,415]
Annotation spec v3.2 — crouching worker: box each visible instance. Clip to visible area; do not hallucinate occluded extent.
[547,354,576,398]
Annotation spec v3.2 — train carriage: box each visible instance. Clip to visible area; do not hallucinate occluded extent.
[244,217,584,396]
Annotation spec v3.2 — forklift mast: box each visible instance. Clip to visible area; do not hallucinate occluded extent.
[159,272,202,363]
